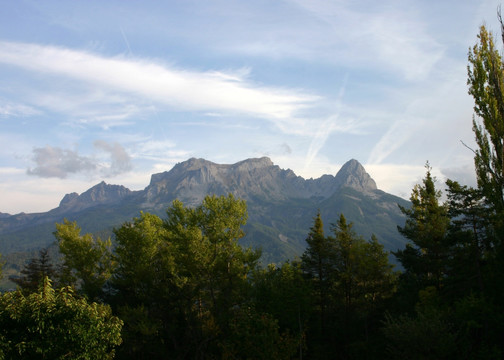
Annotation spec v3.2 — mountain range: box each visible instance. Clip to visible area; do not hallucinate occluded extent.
[0,157,410,268]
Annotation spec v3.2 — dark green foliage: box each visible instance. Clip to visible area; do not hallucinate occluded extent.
[467,25,504,224]
[220,306,298,360]
[252,261,311,358]
[301,212,397,359]
[9,248,58,294]
[382,306,457,359]
[395,164,450,292]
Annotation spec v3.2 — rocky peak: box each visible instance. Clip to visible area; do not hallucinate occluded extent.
[334,159,377,192]
[232,157,274,171]
[59,192,79,207]
[80,181,131,202]
[58,181,132,212]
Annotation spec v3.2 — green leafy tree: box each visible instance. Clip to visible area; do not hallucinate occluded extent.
[54,219,115,301]
[467,20,504,315]
[0,277,122,359]
[110,194,261,359]
[467,24,504,228]
[112,212,173,305]
[163,194,262,356]
[111,212,177,359]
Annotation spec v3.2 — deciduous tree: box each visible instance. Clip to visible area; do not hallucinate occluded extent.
[0,277,122,359]
[54,219,115,301]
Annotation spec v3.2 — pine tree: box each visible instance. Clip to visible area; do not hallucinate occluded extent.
[395,164,450,292]
[10,248,58,294]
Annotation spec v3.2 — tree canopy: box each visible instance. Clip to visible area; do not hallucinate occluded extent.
[0,277,122,359]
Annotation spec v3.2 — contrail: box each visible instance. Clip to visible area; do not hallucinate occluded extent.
[118,27,169,145]
[303,74,349,172]
[120,26,132,55]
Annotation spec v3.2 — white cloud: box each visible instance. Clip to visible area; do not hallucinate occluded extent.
[93,140,133,176]
[26,142,133,179]
[0,41,319,125]
[27,146,97,178]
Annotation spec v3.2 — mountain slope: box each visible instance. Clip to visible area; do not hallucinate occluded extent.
[0,157,410,265]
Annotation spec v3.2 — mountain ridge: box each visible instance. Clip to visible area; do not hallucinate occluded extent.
[0,157,410,265]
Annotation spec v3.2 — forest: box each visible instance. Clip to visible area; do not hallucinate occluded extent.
[1,22,504,360]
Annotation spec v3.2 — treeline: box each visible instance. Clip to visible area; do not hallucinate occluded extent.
[0,194,396,359]
[2,19,504,360]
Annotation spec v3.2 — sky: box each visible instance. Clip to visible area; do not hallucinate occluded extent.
[0,0,502,214]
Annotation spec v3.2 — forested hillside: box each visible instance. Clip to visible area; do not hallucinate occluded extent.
[0,156,410,286]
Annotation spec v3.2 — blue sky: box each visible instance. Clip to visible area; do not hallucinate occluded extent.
[0,0,501,214]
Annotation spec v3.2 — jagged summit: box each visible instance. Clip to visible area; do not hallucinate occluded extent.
[58,181,132,213]
[334,159,377,192]
[169,157,274,173]
[54,158,378,212]
[0,156,409,265]
[141,157,380,208]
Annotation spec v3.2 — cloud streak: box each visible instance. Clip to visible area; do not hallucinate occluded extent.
[0,41,319,123]
[237,0,444,81]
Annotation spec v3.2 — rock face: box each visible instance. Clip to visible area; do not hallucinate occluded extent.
[0,157,409,264]
[334,159,377,192]
[142,157,377,208]
[144,157,295,206]
[58,181,132,213]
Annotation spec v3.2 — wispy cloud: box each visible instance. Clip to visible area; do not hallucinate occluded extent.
[0,101,40,118]
[0,41,319,125]
[237,0,444,81]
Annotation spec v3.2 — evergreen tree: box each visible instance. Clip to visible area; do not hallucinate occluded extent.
[395,164,450,292]
[301,211,334,322]
[302,212,396,359]
[9,248,58,294]
[445,180,489,297]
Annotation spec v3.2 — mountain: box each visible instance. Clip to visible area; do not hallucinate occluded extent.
[0,157,410,265]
